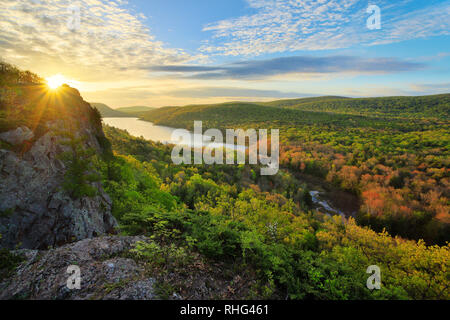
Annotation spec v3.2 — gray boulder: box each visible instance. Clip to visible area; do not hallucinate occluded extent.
[0,236,157,300]
[0,126,34,145]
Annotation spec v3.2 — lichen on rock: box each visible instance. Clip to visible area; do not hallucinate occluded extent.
[0,236,156,300]
[0,126,34,146]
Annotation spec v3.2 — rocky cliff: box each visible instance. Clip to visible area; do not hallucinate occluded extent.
[0,85,118,249]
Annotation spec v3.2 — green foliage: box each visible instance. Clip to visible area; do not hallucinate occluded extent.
[280,94,450,119]
[60,135,100,199]
[100,154,177,221]
[0,207,15,218]
[0,247,24,281]
[0,61,43,87]
[130,240,192,270]
[9,62,448,299]
[138,95,449,244]
[104,127,449,299]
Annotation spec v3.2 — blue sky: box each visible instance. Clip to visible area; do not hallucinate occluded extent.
[130,0,251,53]
[0,0,449,107]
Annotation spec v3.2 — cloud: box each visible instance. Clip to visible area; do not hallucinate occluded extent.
[164,87,309,98]
[0,0,196,81]
[409,83,450,94]
[369,1,450,46]
[148,55,425,80]
[84,85,156,106]
[200,0,450,56]
[150,65,222,72]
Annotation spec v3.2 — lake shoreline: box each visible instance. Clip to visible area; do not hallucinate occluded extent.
[103,117,357,218]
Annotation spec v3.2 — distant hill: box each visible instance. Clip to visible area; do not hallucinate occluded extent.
[138,93,450,132]
[140,102,269,129]
[139,102,360,130]
[256,94,449,119]
[280,94,450,119]
[116,106,155,115]
[90,103,133,118]
[140,94,450,129]
[260,96,350,108]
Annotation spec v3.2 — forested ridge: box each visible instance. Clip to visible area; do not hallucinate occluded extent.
[1,62,449,300]
[141,95,450,245]
[99,125,449,299]
[263,94,450,119]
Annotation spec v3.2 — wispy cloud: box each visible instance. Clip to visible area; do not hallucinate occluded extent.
[410,82,450,94]
[0,0,447,107]
[164,87,308,98]
[200,0,450,56]
[0,0,197,81]
[149,55,425,80]
[369,1,450,46]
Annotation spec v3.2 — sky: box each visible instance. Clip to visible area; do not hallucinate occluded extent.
[0,0,449,108]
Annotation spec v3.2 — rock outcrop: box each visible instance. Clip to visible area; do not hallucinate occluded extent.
[0,126,34,145]
[0,235,257,300]
[0,236,156,300]
[0,103,118,250]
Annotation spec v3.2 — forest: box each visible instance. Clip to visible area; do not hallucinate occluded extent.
[97,125,449,299]
[1,62,449,299]
[140,97,450,245]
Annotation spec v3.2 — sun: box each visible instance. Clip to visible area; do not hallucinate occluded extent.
[46,74,71,90]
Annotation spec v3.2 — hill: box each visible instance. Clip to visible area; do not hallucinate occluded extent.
[140,93,450,245]
[116,106,155,116]
[139,96,447,133]
[90,102,133,118]
[1,62,449,300]
[279,94,450,119]
[260,96,350,108]
[140,102,279,129]
[142,94,449,123]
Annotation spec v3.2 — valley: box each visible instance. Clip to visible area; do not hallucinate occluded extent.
[1,0,450,305]
[102,116,359,219]
[1,62,449,300]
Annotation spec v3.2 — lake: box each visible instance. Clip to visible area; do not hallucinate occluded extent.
[102,117,246,151]
[103,118,350,216]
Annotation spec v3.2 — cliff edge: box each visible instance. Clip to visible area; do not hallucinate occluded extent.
[0,82,118,249]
